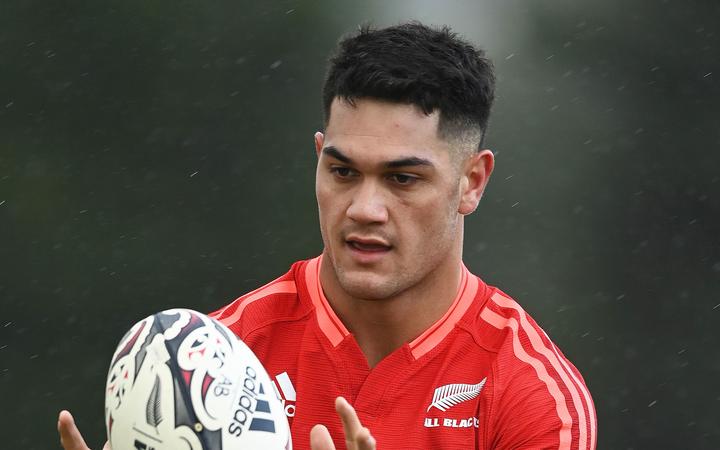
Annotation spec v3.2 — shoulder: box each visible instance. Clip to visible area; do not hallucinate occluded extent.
[468,287,597,449]
[209,259,315,340]
[467,287,585,380]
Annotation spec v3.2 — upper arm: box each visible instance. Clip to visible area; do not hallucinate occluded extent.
[478,318,597,450]
[486,354,597,450]
[478,292,597,450]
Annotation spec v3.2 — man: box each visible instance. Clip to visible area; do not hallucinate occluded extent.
[59,22,596,450]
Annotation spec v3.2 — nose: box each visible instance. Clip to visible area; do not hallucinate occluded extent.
[346,180,388,224]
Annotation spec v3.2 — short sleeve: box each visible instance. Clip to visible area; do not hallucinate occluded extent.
[480,294,597,450]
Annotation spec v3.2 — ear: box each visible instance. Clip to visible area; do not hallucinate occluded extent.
[314,132,324,157]
[458,149,494,215]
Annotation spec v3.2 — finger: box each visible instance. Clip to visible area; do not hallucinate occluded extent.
[354,426,376,450]
[310,424,336,450]
[335,397,363,443]
[57,410,90,450]
[335,397,376,450]
[102,441,112,450]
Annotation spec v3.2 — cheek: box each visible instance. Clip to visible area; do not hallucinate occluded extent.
[400,197,450,236]
[315,177,332,212]
[414,193,460,238]
[316,183,344,228]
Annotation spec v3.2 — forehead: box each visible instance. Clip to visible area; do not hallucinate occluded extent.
[324,98,450,163]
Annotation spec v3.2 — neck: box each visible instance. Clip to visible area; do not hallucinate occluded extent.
[320,236,465,368]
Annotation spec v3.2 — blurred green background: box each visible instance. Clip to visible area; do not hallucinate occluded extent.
[1,0,719,448]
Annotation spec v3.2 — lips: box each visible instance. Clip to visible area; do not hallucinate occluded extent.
[345,236,392,252]
[348,241,390,252]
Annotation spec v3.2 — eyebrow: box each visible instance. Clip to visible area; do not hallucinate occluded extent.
[322,146,434,169]
[322,146,353,164]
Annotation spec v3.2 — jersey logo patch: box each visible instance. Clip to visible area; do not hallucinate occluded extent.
[272,372,296,418]
[426,379,487,412]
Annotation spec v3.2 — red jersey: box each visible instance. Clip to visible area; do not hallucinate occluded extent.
[211,256,596,450]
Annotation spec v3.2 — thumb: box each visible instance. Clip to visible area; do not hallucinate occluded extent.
[310,424,336,450]
[58,410,91,450]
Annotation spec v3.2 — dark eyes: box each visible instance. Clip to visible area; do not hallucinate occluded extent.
[329,167,418,186]
[331,167,354,178]
[389,174,416,185]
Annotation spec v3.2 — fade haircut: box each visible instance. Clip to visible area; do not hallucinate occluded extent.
[322,22,495,151]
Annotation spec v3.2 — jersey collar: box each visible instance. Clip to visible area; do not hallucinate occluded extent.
[304,255,480,359]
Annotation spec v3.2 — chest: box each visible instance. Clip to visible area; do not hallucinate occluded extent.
[251,324,495,450]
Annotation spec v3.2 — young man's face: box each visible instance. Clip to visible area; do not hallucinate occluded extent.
[315,98,484,300]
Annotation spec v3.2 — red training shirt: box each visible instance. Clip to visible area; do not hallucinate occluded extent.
[210,256,597,450]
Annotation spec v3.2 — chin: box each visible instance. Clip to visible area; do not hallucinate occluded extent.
[336,271,403,301]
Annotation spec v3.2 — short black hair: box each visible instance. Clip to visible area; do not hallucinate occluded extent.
[322,22,495,149]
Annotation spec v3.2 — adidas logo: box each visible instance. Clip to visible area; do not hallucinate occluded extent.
[230,368,279,435]
[272,372,296,418]
[248,382,277,432]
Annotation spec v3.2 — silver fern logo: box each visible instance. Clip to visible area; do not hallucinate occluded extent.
[426,379,487,412]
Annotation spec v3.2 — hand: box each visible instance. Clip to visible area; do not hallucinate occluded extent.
[310,397,376,450]
[57,410,111,450]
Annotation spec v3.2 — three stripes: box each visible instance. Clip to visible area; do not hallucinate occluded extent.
[480,292,596,450]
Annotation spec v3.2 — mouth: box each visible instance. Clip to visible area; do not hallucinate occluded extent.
[345,236,393,255]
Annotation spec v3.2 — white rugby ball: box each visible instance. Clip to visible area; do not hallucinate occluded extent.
[104,309,292,450]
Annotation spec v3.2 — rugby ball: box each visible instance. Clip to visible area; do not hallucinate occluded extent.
[104,309,292,450]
